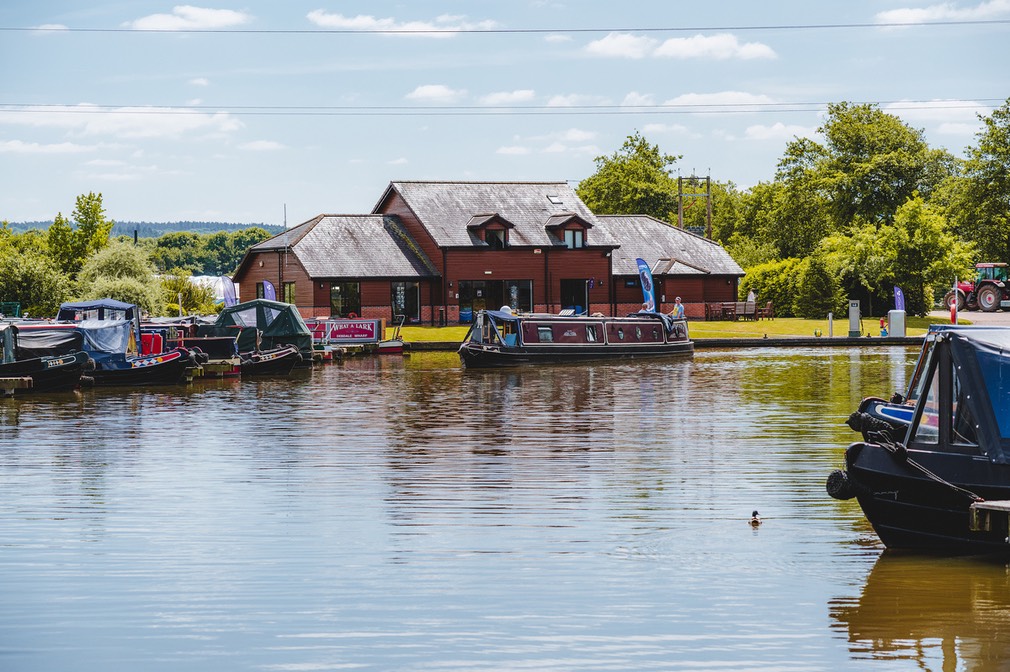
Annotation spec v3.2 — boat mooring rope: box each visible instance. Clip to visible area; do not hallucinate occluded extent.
[878,436,985,503]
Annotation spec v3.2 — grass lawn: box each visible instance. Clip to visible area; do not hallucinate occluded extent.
[399,315,954,343]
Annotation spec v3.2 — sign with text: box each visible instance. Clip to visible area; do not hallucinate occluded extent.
[307,319,381,344]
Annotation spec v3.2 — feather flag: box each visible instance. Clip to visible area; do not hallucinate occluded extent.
[262,280,276,301]
[636,258,656,311]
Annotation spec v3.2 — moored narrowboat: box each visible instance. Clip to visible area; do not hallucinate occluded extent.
[827,325,1010,555]
[458,309,692,368]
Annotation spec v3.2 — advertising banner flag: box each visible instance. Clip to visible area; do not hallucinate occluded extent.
[893,286,905,312]
[636,258,656,311]
[262,280,276,301]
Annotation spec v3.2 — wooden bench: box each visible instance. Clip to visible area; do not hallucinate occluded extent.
[735,301,758,320]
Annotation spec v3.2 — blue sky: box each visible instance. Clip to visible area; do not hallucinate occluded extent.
[0,1,1006,226]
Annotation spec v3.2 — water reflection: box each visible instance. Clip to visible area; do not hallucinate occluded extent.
[830,552,1010,671]
[2,345,962,671]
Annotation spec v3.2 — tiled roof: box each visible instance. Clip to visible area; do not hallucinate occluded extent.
[594,215,744,277]
[377,181,618,248]
[251,215,437,279]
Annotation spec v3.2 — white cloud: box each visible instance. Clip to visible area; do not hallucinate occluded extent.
[124,6,253,30]
[306,11,497,38]
[85,158,127,166]
[405,84,467,103]
[388,157,408,165]
[585,32,658,58]
[544,33,572,43]
[876,0,1010,24]
[32,24,68,33]
[496,146,531,155]
[663,91,776,111]
[190,78,210,87]
[654,33,776,60]
[0,139,97,154]
[560,128,597,142]
[744,122,818,141]
[883,98,990,122]
[643,122,691,135]
[0,104,243,139]
[480,90,536,105]
[622,92,656,107]
[239,140,285,151]
[546,93,610,107]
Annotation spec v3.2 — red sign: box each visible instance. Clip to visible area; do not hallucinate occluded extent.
[307,319,380,344]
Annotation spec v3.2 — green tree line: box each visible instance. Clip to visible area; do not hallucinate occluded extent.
[0,193,272,317]
[578,98,1010,317]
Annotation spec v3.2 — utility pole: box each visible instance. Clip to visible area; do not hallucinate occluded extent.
[677,174,712,239]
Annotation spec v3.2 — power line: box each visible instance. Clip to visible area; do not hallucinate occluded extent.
[0,99,999,117]
[3,19,1010,35]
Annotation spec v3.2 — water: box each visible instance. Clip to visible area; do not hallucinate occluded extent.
[1,346,1003,671]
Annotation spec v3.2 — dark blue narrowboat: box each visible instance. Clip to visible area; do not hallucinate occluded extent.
[828,326,1010,554]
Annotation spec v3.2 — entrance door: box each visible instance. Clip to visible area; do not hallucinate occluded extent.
[560,279,588,314]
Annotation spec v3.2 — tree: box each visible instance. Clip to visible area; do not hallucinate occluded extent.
[45,192,114,277]
[0,250,71,317]
[820,196,973,316]
[76,240,162,314]
[887,195,974,315]
[149,231,206,274]
[160,270,218,316]
[943,97,1010,261]
[818,102,956,227]
[792,254,844,319]
[577,131,681,220]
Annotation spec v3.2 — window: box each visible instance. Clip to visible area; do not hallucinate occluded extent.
[391,281,420,322]
[537,325,554,342]
[330,282,361,318]
[485,229,507,249]
[564,229,584,249]
[912,370,939,444]
[283,282,296,304]
[586,325,597,342]
[256,282,265,299]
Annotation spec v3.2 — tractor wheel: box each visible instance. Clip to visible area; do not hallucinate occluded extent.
[977,285,1001,312]
[943,289,966,312]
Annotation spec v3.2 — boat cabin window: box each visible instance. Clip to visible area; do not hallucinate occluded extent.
[953,372,978,446]
[537,325,553,343]
[910,349,979,450]
[912,370,940,444]
[586,325,597,342]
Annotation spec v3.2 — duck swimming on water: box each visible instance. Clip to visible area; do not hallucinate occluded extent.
[750,510,762,526]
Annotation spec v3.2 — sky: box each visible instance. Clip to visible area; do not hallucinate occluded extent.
[0,1,1006,227]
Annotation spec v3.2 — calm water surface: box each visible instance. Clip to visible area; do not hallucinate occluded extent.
[1,346,1006,671]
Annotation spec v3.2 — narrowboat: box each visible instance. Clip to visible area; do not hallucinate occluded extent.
[827,325,1010,555]
[17,320,198,386]
[240,344,302,376]
[458,309,692,368]
[0,323,90,393]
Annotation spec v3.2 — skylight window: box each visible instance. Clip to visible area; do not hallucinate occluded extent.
[547,195,563,205]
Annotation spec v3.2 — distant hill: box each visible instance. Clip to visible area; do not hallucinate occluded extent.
[8,220,285,238]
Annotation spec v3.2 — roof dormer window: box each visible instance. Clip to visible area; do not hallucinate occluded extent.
[564,229,584,249]
[485,229,507,249]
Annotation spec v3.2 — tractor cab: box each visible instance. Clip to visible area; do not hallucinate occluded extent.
[975,263,1008,283]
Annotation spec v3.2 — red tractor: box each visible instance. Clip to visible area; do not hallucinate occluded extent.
[944,263,1010,312]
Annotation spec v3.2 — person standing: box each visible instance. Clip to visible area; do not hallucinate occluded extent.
[668,297,685,319]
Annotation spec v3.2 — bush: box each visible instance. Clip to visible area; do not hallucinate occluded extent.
[739,258,804,317]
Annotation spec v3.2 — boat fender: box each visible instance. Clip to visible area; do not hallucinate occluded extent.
[83,357,96,372]
[825,469,857,500]
[845,411,894,435]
